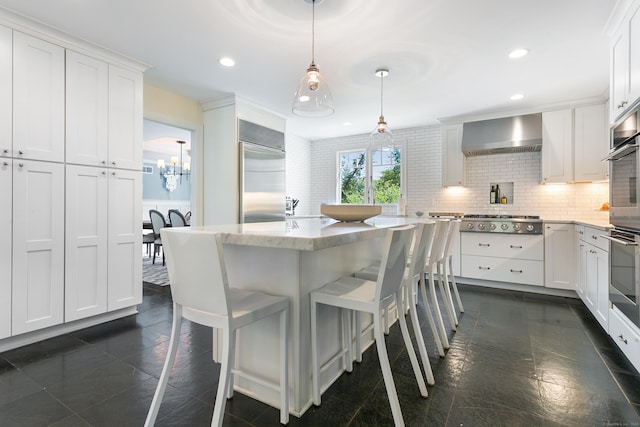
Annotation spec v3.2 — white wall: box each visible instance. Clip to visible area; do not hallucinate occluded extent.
[285,133,312,216]
[310,124,610,222]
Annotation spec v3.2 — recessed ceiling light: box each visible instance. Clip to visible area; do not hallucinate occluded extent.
[508,48,529,59]
[219,57,235,67]
[510,93,524,101]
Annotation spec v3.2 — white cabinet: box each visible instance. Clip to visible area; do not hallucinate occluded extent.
[544,223,575,290]
[12,32,64,163]
[576,225,609,330]
[65,51,108,167]
[66,166,142,319]
[609,307,640,372]
[575,226,587,299]
[12,160,65,335]
[65,165,108,322]
[574,104,609,181]
[441,124,464,187]
[0,159,11,339]
[610,1,640,122]
[460,233,544,286]
[0,25,11,159]
[107,168,143,310]
[541,109,573,183]
[66,53,142,171]
[107,65,143,171]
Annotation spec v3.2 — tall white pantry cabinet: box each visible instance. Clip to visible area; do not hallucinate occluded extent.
[0,19,144,343]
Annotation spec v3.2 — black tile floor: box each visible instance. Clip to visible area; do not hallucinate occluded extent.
[1,282,640,426]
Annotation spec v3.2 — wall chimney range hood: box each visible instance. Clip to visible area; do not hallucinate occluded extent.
[461,113,542,156]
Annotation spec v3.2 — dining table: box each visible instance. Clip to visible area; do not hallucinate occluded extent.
[161,215,426,417]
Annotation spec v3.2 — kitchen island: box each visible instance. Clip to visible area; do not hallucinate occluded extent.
[163,216,426,416]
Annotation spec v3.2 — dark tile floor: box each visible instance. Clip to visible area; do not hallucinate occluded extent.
[1,283,639,426]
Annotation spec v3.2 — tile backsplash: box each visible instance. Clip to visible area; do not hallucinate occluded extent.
[308,124,610,222]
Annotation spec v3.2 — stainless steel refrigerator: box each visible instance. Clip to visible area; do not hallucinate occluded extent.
[238,119,286,223]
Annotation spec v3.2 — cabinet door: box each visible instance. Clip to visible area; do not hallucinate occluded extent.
[594,246,609,330]
[585,246,598,312]
[0,25,11,159]
[108,169,142,310]
[12,160,64,335]
[65,165,108,321]
[575,228,587,300]
[441,124,464,187]
[66,51,108,167]
[108,65,142,170]
[541,109,573,183]
[0,159,11,339]
[544,223,575,290]
[12,32,64,163]
[628,5,640,111]
[611,25,630,121]
[574,104,608,182]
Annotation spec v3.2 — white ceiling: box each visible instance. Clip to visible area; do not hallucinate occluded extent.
[0,0,618,140]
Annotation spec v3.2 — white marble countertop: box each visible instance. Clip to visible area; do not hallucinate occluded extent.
[164,216,431,251]
[543,218,612,230]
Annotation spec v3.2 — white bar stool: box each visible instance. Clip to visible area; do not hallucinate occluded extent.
[438,219,464,326]
[145,230,290,427]
[310,225,426,427]
[354,222,441,384]
[423,219,451,349]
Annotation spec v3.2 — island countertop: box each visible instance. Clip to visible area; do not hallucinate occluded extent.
[169,216,428,251]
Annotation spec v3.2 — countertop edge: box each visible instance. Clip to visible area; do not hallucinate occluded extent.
[543,219,612,231]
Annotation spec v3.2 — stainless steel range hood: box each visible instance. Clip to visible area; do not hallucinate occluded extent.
[461,113,542,156]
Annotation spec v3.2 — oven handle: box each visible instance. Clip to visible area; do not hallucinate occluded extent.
[603,143,639,161]
[600,234,638,246]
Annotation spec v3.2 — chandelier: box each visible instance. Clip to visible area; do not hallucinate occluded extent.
[157,140,190,192]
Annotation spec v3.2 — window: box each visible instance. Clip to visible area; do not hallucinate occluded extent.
[338,146,402,204]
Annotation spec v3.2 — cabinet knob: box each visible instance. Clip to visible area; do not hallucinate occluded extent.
[2,149,8,154]
[111,162,116,166]
[102,160,107,165]
[618,334,628,345]
[18,163,24,168]
[102,171,106,175]
[112,172,116,176]
[2,161,8,166]
[18,150,24,155]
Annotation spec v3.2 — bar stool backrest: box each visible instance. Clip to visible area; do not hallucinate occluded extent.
[376,225,415,303]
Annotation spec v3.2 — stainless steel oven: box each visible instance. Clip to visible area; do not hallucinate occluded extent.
[602,228,640,328]
[606,107,640,229]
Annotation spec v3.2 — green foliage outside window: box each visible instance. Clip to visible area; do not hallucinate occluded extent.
[340,148,401,205]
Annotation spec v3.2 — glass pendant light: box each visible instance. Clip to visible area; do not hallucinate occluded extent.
[292,0,335,117]
[369,68,393,151]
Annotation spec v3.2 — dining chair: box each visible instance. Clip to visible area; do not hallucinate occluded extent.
[143,231,155,258]
[145,229,290,427]
[168,209,187,227]
[184,210,191,224]
[149,210,166,266]
[354,222,439,385]
[310,225,427,427]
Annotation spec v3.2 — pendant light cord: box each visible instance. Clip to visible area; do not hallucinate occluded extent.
[310,0,316,64]
[380,73,384,117]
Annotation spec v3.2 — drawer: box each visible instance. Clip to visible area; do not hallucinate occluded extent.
[583,226,609,252]
[609,307,640,373]
[461,255,544,286]
[461,233,543,260]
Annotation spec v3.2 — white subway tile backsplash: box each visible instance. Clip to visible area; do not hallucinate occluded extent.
[294,124,610,222]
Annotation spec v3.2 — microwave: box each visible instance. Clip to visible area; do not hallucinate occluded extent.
[607,108,640,230]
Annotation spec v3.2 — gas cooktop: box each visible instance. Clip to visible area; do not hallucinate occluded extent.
[463,214,541,219]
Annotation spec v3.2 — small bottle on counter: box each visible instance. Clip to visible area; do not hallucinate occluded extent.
[494,184,500,204]
[490,185,496,204]
[501,195,507,204]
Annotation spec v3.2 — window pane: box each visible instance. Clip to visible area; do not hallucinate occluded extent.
[372,148,401,204]
[339,150,366,204]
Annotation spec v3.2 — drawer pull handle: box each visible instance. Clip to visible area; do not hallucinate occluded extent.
[510,245,522,249]
[618,334,628,345]
[478,243,490,247]
[478,266,490,270]
[510,269,523,273]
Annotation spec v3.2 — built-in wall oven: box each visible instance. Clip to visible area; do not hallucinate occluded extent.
[605,106,640,328]
[602,229,640,328]
[607,107,640,229]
